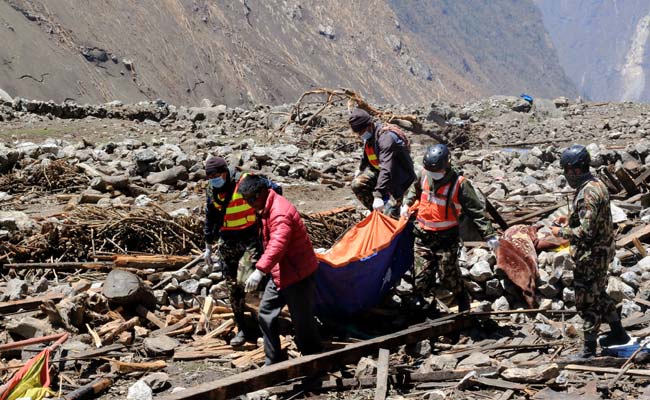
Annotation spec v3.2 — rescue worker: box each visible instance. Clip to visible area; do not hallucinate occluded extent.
[349,108,416,218]
[203,156,279,346]
[402,144,499,313]
[238,174,323,365]
[551,144,630,358]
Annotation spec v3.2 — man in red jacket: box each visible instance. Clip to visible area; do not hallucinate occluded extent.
[238,174,322,365]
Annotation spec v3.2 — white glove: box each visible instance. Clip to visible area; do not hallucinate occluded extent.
[486,237,499,251]
[400,204,410,218]
[203,245,213,267]
[354,169,362,178]
[372,197,385,211]
[245,269,264,293]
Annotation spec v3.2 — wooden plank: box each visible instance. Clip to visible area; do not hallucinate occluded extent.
[113,254,193,269]
[506,204,562,227]
[634,168,650,186]
[499,389,515,400]
[633,237,648,257]
[615,166,640,196]
[136,305,166,329]
[67,343,125,360]
[0,293,65,314]
[3,261,113,271]
[471,377,526,391]
[159,315,471,400]
[616,224,650,248]
[64,377,113,400]
[564,364,650,377]
[374,349,390,400]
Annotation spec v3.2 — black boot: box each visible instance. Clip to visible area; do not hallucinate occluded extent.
[599,319,631,348]
[569,333,597,361]
[229,329,247,346]
[458,292,470,312]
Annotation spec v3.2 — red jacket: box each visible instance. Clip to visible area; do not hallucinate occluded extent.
[256,190,318,289]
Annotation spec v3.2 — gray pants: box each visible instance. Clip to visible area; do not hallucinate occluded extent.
[258,274,322,365]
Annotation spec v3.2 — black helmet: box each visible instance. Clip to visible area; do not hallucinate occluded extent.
[423,144,450,171]
[560,144,590,170]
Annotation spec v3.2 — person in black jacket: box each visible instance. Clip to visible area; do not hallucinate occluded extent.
[203,156,280,346]
[348,108,416,219]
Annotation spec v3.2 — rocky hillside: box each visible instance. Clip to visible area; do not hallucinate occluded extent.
[535,0,650,102]
[0,0,576,106]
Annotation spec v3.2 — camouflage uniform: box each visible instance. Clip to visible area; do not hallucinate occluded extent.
[405,168,496,303]
[351,169,402,218]
[218,229,261,328]
[558,176,618,335]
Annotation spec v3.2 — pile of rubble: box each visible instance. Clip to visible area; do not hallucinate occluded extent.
[3,94,650,399]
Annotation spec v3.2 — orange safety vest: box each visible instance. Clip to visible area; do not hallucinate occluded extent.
[416,172,466,231]
[364,141,380,170]
[213,174,257,231]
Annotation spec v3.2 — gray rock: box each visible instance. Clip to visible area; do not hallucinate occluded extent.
[621,299,642,319]
[562,287,575,303]
[607,277,635,302]
[561,270,574,287]
[5,278,28,301]
[0,211,34,232]
[552,250,574,271]
[355,356,376,377]
[180,279,200,295]
[7,316,53,338]
[621,271,642,289]
[134,148,158,163]
[534,323,562,339]
[538,283,560,299]
[127,380,153,400]
[458,352,493,368]
[153,289,168,305]
[146,166,188,185]
[142,372,170,392]
[418,354,458,372]
[144,335,178,356]
[102,269,156,309]
[407,339,432,357]
[469,260,493,282]
[492,296,510,311]
[172,269,191,281]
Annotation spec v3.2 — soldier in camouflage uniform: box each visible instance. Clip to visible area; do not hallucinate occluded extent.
[348,108,416,219]
[203,157,280,346]
[402,144,498,314]
[551,144,630,358]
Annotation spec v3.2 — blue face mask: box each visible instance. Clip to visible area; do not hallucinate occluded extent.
[209,177,225,188]
[429,171,445,181]
[361,130,373,141]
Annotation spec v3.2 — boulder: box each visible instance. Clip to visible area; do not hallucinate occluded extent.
[102,269,156,309]
[146,166,188,185]
[418,354,458,373]
[607,277,635,302]
[469,260,493,282]
[144,335,178,356]
[127,380,153,400]
[4,278,28,301]
[142,372,170,392]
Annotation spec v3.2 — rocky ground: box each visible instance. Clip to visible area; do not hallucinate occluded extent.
[2,94,650,399]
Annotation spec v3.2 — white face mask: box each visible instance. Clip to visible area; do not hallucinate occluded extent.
[429,171,445,181]
[361,130,373,141]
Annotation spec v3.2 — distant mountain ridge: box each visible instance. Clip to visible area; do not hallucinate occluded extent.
[535,0,650,102]
[0,0,576,106]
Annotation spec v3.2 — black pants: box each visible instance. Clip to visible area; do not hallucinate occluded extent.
[258,274,322,365]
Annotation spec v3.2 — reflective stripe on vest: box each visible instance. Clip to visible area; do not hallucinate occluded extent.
[213,174,257,231]
[416,173,465,231]
[364,141,380,170]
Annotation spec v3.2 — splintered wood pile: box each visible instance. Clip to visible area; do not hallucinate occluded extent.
[0,204,203,264]
[0,158,89,193]
[302,206,363,249]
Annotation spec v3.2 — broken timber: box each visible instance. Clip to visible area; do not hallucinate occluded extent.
[0,293,65,314]
[506,204,562,227]
[159,314,471,400]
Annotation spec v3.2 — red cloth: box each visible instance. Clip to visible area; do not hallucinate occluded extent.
[496,225,539,307]
[256,190,318,289]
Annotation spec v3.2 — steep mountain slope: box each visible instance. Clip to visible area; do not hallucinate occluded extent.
[535,0,650,102]
[0,0,576,106]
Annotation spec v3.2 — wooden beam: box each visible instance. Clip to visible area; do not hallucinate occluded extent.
[617,225,650,248]
[564,364,650,377]
[158,315,471,400]
[66,343,125,360]
[634,168,650,186]
[64,377,113,400]
[471,377,526,391]
[113,254,194,269]
[0,293,65,314]
[2,262,112,270]
[506,204,562,227]
[374,349,390,400]
[614,166,640,197]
